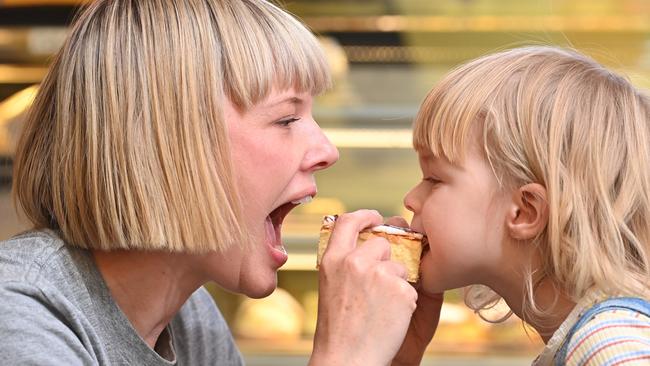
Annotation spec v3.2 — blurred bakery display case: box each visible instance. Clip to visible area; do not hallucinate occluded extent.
[0,0,72,186]
[3,0,650,362]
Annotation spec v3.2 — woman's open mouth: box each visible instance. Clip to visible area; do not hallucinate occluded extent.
[265,195,313,267]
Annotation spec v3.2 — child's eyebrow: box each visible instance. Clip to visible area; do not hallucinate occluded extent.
[416,148,434,159]
[419,155,441,171]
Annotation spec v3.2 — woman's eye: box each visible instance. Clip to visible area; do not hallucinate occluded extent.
[277,117,300,127]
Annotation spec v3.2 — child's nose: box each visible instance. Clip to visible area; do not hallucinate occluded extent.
[403,186,419,213]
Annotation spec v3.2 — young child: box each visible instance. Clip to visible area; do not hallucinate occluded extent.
[403,46,650,365]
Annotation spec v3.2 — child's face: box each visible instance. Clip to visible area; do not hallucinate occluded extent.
[404,142,513,293]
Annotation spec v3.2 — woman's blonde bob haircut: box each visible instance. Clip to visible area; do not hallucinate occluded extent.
[13,0,330,252]
[413,46,650,320]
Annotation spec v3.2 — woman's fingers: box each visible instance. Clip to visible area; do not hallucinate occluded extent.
[353,236,391,261]
[376,260,410,284]
[324,210,383,258]
[312,210,419,366]
[339,239,409,283]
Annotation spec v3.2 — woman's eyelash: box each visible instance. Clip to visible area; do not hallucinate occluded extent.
[277,117,300,127]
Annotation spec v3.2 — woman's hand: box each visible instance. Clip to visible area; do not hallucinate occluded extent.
[309,210,418,366]
[385,216,443,366]
[391,289,443,366]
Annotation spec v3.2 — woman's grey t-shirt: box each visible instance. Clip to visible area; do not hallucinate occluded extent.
[0,230,244,365]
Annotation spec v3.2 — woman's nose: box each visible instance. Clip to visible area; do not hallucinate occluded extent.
[302,127,339,172]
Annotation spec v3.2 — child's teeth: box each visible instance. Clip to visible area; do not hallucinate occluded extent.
[291,195,313,205]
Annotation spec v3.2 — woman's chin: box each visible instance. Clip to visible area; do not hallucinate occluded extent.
[240,275,278,299]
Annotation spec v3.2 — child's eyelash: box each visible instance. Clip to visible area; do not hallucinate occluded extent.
[277,117,300,127]
[423,177,441,184]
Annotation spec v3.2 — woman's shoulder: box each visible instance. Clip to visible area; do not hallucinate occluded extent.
[0,231,102,364]
[0,229,98,309]
[2,228,63,249]
[563,297,650,366]
[0,230,68,282]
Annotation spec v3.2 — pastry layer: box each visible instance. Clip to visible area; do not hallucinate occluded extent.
[316,215,423,282]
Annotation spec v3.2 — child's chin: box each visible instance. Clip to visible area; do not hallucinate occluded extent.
[420,271,462,293]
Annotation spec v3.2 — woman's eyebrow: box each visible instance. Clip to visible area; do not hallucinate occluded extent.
[265,96,303,108]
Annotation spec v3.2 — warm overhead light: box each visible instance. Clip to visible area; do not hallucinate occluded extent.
[323,128,412,149]
[0,85,38,155]
[0,85,38,124]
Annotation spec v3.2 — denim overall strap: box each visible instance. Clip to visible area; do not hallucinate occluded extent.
[554,297,650,366]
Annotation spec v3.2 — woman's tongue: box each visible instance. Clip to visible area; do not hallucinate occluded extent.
[265,215,286,254]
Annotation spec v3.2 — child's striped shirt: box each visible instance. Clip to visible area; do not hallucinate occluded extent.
[563,308,650,366]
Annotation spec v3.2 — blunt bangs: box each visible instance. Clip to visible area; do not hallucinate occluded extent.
[218,1,331,109]
[412,56,498,164]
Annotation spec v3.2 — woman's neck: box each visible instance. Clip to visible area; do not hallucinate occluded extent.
[92,249,205,348]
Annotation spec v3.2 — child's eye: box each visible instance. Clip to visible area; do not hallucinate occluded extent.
[276,117,300,127]
[423,176,441,185]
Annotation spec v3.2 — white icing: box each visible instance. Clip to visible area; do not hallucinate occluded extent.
[323,215,337,223]
[322,215,423,239]
[370,224,423,239]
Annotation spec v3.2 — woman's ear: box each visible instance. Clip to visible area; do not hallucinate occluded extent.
[507,183,549,240]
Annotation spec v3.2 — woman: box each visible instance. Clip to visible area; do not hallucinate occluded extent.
[1,0,440,364]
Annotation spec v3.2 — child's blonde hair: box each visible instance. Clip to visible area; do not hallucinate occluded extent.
[12,0,330,252]
[413,46,650,321]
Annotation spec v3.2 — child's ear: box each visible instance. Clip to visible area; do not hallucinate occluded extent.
[507,183,549,240]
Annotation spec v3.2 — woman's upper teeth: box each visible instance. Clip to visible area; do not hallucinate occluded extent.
[290,195,313,205]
